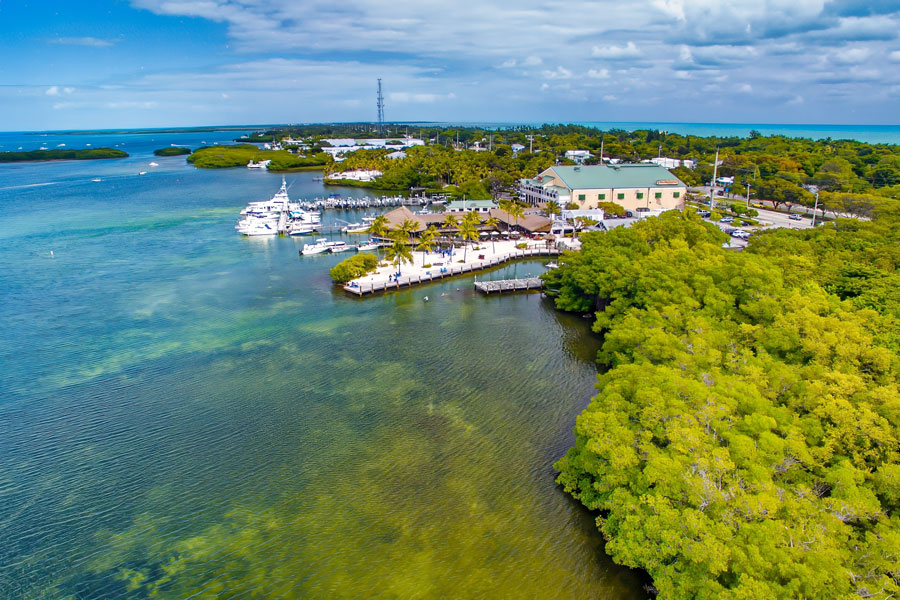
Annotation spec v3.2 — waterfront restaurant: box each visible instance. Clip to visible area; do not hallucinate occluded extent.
[518,164,686,212]
[381,206,552,236]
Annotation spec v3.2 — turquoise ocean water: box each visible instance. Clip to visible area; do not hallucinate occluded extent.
[0,132,645,598]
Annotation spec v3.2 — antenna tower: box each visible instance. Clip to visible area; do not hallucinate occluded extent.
[376,79,385,135]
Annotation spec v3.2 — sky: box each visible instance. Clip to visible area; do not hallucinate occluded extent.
[2,0,900,130]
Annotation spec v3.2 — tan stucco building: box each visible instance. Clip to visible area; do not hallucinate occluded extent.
[518,164,686,212]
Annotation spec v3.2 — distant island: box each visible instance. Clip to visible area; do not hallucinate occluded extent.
[187,144,329,171]
[0,148,128,162]
[153,147,192,156]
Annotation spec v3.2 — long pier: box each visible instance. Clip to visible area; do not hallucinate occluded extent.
[343,248,559,296]
[474,278,543,294]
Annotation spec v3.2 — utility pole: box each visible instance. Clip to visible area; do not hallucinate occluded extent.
[376,79,385,135]
[811,191,819,227]
[709,147,719,209]
[746,182,751,207]
[600,138,604,164]
[526,134,534,153]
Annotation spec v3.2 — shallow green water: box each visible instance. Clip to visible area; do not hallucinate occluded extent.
[0,151,644,598]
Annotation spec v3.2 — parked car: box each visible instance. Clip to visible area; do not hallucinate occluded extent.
[697,210,711,218]
[625,210,634,218]
[720,216,734,223]
[789,213,802,220]
[723,227,736,235]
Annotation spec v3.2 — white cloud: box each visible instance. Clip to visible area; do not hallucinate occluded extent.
[587,68,610,79]
[499,59,517,68]
[739,83,753,93]
[591,41,642,59]
[830,46,870,64]
[523,56,543,66]
[541,66,572,79]
[890,50,900,62]
[50,36,116,48]
[45,86,60,96]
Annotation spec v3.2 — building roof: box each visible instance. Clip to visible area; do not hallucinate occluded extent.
[380,206,551,234]
[545,164,685,190]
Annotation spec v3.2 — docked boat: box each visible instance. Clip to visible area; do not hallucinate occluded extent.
[357,240,379,251]
[327,241,352,253]
[341,222,369,234]
[239,221,278,236]
[301,238,330,255]
[288,222,315,236]
[544,261,559,269]
[247,160,271,169]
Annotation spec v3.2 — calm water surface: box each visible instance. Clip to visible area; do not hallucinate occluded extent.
[0,137,644,599]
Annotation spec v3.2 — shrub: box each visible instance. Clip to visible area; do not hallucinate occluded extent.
[329,253,379,283]
[516,242,528,249]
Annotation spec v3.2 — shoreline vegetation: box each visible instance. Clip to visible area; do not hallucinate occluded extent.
[544,206,900,599]
[153,147,191,157]
[0,148,128,162]
[186,144,329,171]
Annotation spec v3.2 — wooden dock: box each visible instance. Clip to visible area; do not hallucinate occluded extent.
[343,247,559,296]
[474,278,543,294]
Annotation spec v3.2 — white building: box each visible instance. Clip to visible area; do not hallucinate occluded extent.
[565,150,592,163]
[327,169,383,182]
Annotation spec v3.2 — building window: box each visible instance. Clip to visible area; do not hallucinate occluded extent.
[674,192,681,198]
[655,192,662,199]
[578,194,586,201]
[598,193,605,200]
[617,193,624,200]
[636,193,644,199]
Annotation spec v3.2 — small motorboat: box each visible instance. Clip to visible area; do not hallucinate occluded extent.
[544,261,559,269]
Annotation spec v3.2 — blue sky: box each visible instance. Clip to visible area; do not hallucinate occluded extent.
[3,0,900,130]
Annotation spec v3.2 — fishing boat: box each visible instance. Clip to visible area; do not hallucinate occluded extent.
[327,241,352,253]
[341,222,369,234]
[238,221,278,236]
[301,238,330,255]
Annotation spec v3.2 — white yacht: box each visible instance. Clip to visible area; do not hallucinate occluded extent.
[327,241,351,253]
[288,222,315,236]
[239,221,278,236]
[149,162,159,167]
[247,160,271,169]
[341,222,368,234]
[357,240,379,251]
[301,238,330,255]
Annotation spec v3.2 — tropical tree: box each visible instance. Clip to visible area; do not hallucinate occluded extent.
[573,216,597,232]
[367,214,388,239]
[416,226,438,266]
[384,230,413,275]
[398,218,419,242]
[442,213,459,246]
[458,212,480,262]
[545,200,561,219]
[506,202,525,233]
[483,216,500,253]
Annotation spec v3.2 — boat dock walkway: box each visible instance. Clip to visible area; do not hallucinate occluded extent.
[343,247,559,296]
[474,278,543,294]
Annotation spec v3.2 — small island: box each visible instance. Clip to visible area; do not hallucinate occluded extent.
[0,148,128,162]
[187,144,329,171]
[153,147,192,157]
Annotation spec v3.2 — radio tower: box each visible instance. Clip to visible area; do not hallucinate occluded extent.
[376,79,385,135]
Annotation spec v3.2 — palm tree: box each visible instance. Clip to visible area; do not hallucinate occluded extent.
[385,230,413,275]
[483,216,500,253]
[416,226,438,266]
[398,218,418,242]
[458,214,479,262]
[507,202,525,233]
[545,200,561,219]
[368,214,388,240]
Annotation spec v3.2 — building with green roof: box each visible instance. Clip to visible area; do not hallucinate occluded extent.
[518,164,686,211]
